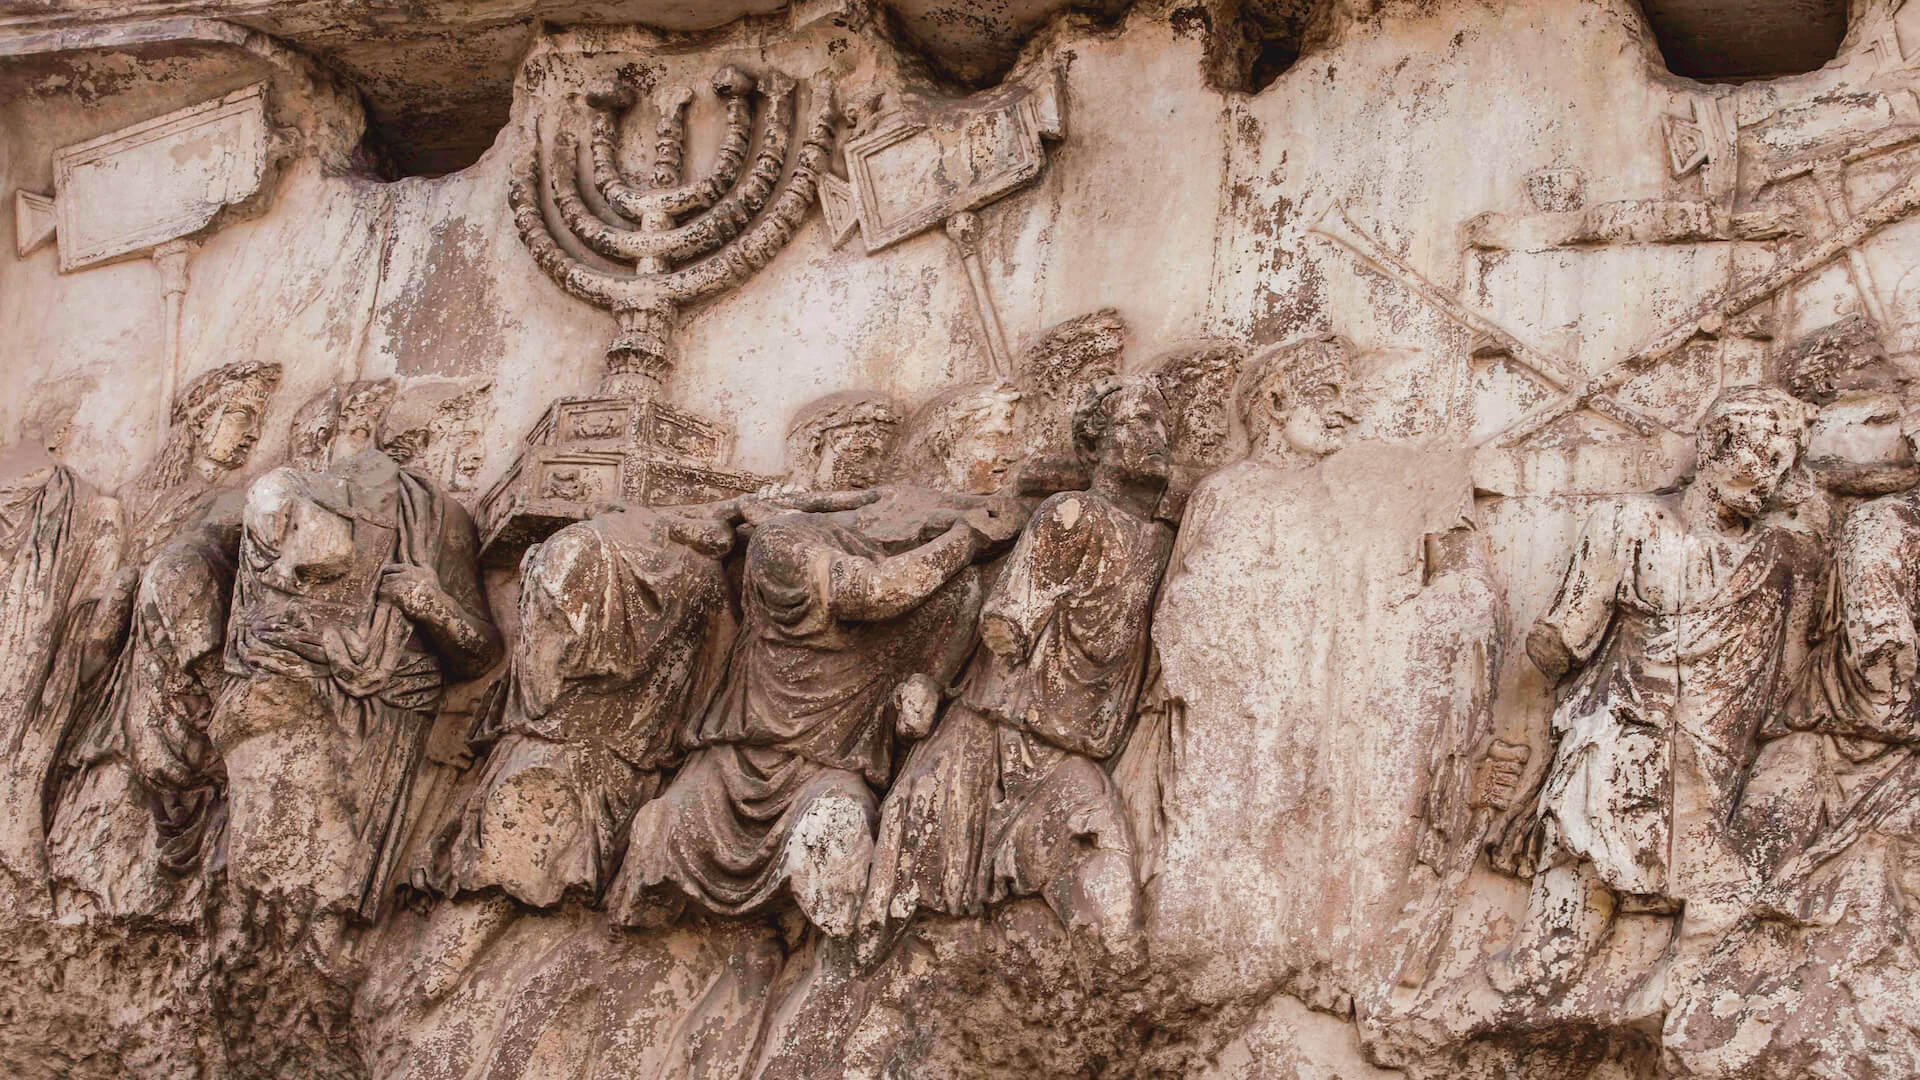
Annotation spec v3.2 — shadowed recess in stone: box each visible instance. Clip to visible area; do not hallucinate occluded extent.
[1639,0,1849,80]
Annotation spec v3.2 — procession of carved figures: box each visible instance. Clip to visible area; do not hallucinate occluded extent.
[19,5,1920,1079]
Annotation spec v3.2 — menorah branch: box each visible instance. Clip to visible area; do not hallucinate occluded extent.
[511,67,838,394]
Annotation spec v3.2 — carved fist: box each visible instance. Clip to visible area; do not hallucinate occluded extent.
[1473,739,1532,812]
[378,563,446,619]
[891,674,941,741]
[1524,621,1575,681]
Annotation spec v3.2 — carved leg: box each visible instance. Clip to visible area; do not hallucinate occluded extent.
[782,788,876,939]
[411,894,520,1004]
[1049,845,1146,971]
[749,933,868,1080]
[1487,860,1615,997]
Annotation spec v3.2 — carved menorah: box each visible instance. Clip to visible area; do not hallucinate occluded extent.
[510,66,837,397]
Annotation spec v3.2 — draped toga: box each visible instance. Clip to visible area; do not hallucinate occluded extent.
[422,507,735,908]
[0,465,122,908]
[214,451,482,921]
[609,509,984,924]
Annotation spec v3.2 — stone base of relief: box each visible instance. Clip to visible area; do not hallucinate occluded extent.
[7,1,1920,1078]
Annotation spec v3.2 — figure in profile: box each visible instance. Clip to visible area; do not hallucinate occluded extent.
[1143,334,1503,1018]
[213,377,501,933]
[1491,386,1823,1003]
[40,361,282,920]
[605,387,1026,940]
[862,374,1176,969]
[0,382,124,912]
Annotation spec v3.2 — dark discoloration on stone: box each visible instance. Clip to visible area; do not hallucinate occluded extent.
[382,219,506,377]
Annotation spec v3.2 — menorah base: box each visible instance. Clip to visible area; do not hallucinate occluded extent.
[476,391,772,567]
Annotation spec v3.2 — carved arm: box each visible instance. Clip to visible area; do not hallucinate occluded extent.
[829,520,987,623]
[379,564,503,680]
[660,89,836,302]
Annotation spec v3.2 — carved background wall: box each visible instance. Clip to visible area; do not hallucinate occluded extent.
[4,0,1919,1078]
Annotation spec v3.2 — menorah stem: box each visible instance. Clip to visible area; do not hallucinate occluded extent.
[606,298,678,397]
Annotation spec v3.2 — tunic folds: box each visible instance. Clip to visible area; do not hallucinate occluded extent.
[1530,497,1825,905]
[611,509,986,925]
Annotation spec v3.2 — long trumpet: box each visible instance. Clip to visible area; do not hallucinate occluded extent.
[1310,203,1663,439]
[1492,159,1920,447]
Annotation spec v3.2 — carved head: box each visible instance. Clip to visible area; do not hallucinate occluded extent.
[784,390,904,491]
[289,386,343,473]
[1149,340,1246,471]
[174,360,282,472]
[1780,314,1900,404]
[1073,375,1172,488]
[892,383,1022,494]
[1237,335,1357,462]
[335,380,397,464]
[378,378,493,490]
[1695,386,1811,519]
[1015,309,1127,459]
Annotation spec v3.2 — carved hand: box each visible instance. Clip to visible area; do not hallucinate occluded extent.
[378,563,450,622]
[249,610,328,664]
[890,674,941,741]
[1524,621,1575,681]
[1472,740,1532,812]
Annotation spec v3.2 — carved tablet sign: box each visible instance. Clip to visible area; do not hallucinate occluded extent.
[51,82,272,271]
[823,72,1066,254]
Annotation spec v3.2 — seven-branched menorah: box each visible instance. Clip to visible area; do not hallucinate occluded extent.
[510,65,837,397]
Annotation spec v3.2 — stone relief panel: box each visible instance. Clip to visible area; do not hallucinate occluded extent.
[13,2,1920,1080]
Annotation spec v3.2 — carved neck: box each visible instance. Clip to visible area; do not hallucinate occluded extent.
[1681,482,1752,538]
[1250,426,1320,472]
[190,451,230,485]
[0,440,56,485]
[1091,464,1163,521]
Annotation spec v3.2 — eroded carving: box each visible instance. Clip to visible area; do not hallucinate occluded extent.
[863,374,1174,969]
[45,360,282,921]
[0,383,124,914]
[1489,387,1825,1006]
[215,379,501,926]
[606,390,1027,939]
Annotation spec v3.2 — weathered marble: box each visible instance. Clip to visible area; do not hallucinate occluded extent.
[11,1,1920,1078]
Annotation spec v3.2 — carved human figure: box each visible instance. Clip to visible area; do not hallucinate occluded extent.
[212,379,501,925]
[383,378,491,497]
[1011,309,1127,462]
[605,388,1026,939]
[1662,412,1920,1078]
[419,505,737,910]
[44,360,282,918]
[1490,386,1823,1002]
[862,375,1176,968]
[1138,335,1503,1016]
[780,390,903,492]
[0,383,124,909]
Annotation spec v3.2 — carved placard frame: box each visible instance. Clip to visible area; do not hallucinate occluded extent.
[842,94,1051,253]
[52,82,271,271]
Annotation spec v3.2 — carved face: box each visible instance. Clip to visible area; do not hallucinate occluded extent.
[424,414,486,492]
[333,382,394,462]
[1278,377,1356,459]
[289,395,340,473]
[814,419,894,490]
[1697,410,1803,519]
[1095,386,1172,487]
[197,401,264,470]
[940,391,1020,494]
